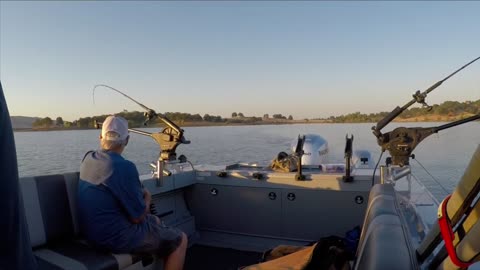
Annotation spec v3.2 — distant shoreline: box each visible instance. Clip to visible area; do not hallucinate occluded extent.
[13,120,314,132]
[14,115,475,132]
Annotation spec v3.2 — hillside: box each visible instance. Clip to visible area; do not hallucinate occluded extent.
[10,116,39,129]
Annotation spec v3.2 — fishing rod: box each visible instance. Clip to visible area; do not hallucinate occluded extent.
[370,56,480,166]
[94,84,175,130]
[92,85,190,162]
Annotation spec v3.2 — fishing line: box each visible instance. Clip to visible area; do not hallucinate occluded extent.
[413,157,450,195]
[371,151,384,186]
[409,173,440,204]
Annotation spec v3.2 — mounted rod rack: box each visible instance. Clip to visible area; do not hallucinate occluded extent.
[343,134,354,182]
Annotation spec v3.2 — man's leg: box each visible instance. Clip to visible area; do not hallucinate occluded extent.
[164,232,188,270]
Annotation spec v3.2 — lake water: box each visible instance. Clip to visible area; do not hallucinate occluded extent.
[14,122,480,201]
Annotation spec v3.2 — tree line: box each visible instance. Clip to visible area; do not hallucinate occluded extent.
[232,112,293,120]
[32,98,479,129]
[323,99,480,123]
[32,111,295,129]
[32,117,66,128]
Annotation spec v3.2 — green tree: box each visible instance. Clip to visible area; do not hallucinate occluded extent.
[56,117,64,126]
[76,117,92,128]
[33,117,54,128]
[272,114,286,119]
[191,114,203,122]
[32,119,41,127]
[288,115,293,120]
[231,112,237,118]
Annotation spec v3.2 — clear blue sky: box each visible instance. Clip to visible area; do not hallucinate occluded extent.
[1,1,479,121]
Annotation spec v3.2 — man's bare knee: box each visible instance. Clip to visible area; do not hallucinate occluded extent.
[180,232,188,248]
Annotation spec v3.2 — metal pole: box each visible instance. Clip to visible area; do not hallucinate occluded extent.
[380,166,386,184]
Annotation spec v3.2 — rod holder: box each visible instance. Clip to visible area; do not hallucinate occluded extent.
[392,167,411,181]
[149,160,172,187]
[380,166,386,184]
[343,134,354,182]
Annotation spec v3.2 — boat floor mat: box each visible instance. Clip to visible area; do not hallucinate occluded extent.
[184,245,263,270]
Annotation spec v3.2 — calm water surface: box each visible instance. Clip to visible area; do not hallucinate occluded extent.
[14,123,480,200]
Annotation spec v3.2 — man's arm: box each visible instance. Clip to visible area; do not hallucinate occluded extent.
[129,189,151,224]
[107,161,151,224]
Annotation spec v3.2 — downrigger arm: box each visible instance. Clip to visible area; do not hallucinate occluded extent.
[371,56,480,166]
[92,85,190,185]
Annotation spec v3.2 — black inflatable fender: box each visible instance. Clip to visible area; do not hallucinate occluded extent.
[0,82,37,269]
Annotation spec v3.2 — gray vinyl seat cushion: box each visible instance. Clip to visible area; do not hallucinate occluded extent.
[20,173,151,270]
[34,240,126,270]
[354,184,417,270]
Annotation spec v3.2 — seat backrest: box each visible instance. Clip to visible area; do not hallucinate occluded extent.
[19,172,80,248]
[354,184,417,270]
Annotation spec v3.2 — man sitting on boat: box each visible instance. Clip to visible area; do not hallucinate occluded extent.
[77,115,188,270]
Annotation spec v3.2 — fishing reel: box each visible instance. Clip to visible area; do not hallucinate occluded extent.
[412,90,432,111]
[149,123,190,161]
[378,127,434,166]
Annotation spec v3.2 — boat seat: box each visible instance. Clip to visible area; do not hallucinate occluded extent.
[19,173,152,270]
[354,184,417,270]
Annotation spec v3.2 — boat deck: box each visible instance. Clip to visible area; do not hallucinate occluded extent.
[185,245,263,270]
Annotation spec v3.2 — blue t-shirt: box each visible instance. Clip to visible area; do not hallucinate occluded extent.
[77,150,147,252]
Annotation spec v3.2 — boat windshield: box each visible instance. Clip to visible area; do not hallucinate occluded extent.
[381,165,439,249]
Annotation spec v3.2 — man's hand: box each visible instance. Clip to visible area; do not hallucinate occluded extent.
[130,189,152,224]
[143,189,162,224]
[154,215,162,225]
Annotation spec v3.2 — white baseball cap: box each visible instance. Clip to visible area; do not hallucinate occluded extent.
[101,115,129,142]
